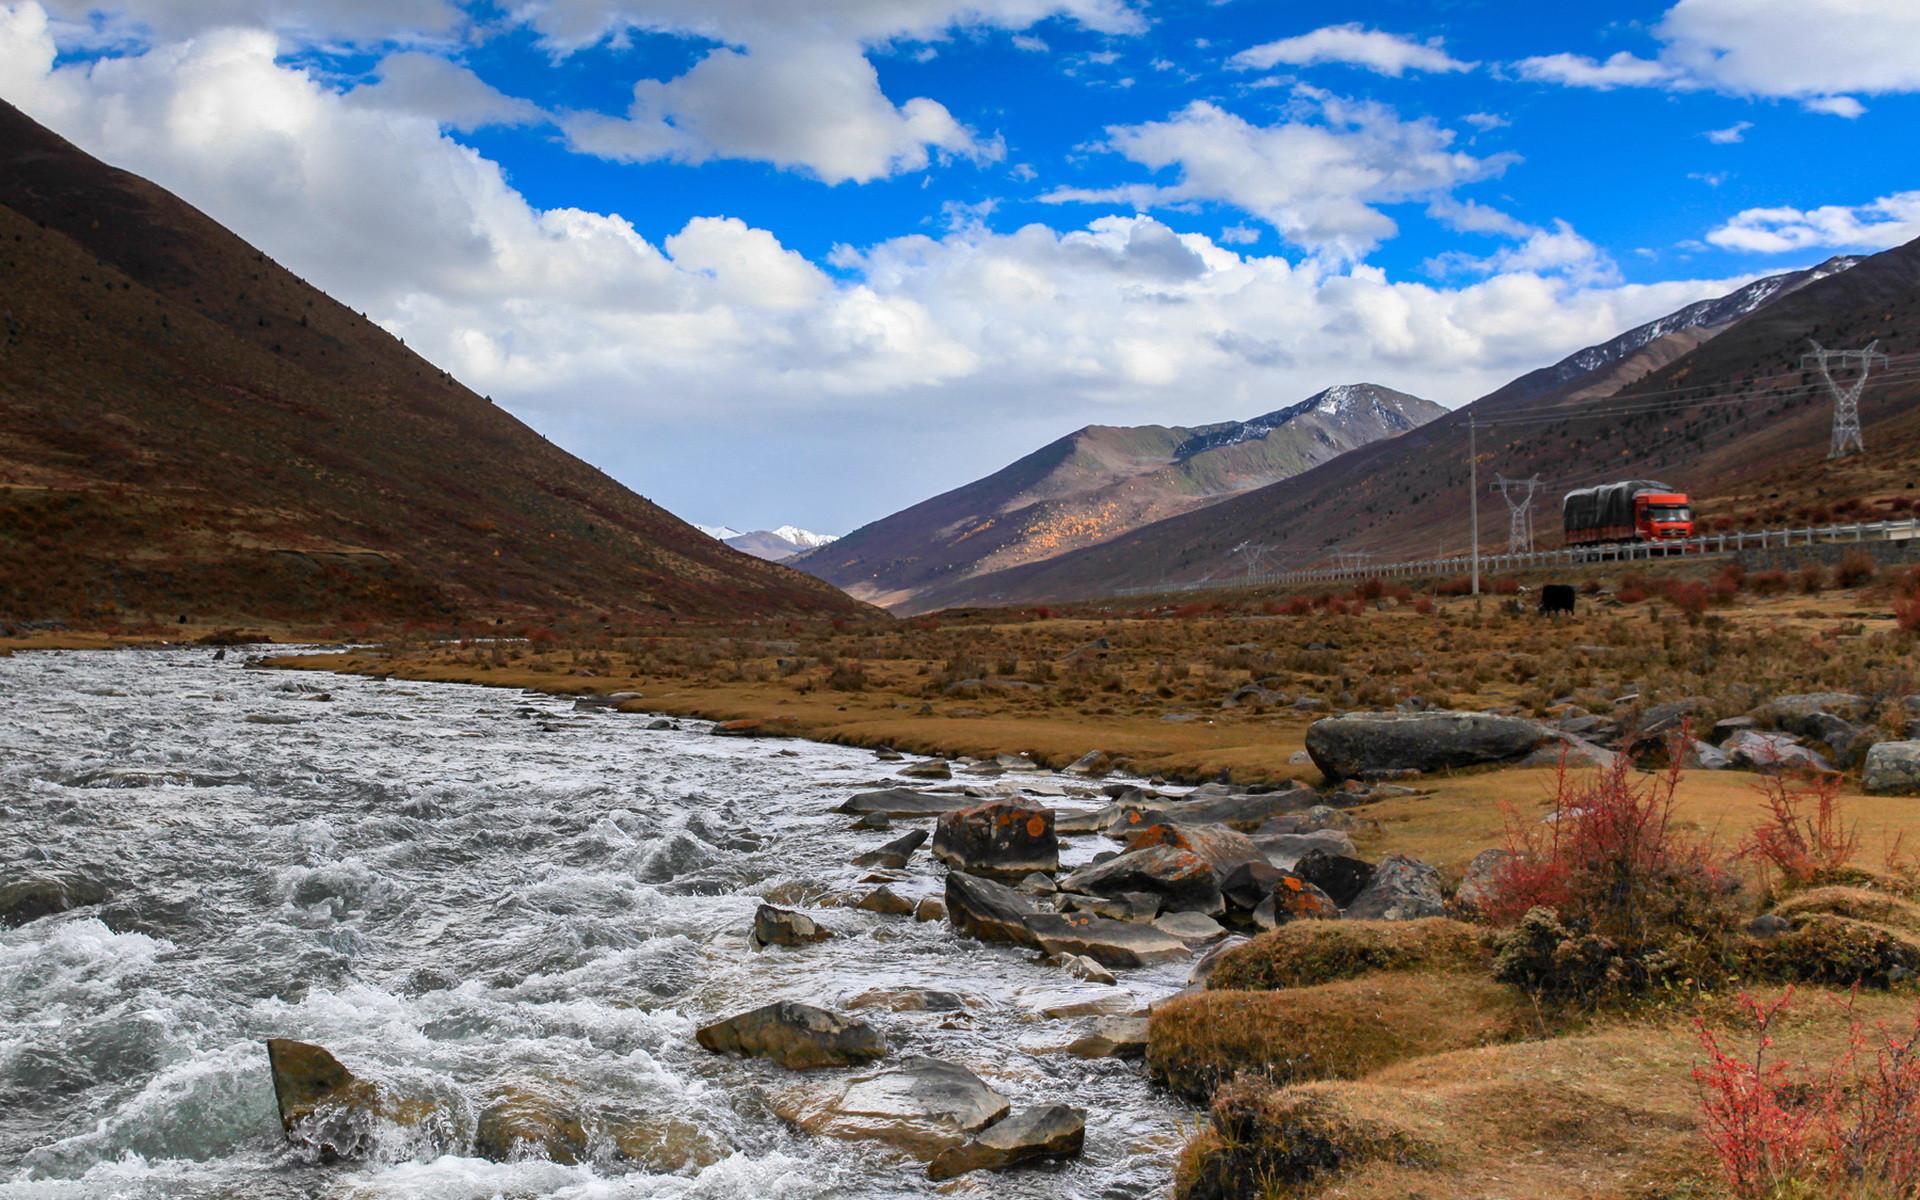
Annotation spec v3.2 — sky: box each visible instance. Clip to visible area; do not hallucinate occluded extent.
[1,1,1918,535]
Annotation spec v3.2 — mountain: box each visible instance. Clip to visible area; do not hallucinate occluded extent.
[695,524,745,540]
[0,101,868,627]
[723,526,840,561]
[904,247,1917,612]
[799,383,1443,608]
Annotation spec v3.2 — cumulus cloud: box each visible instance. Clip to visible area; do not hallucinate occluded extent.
[1705,191,1920,254]
[0,1,1775,526]
[35,0,463,43]
[348,51,545,130]
[1518,0,1920,112]
[1427,219,1620,287]
[1231,24,1474,77]
[1703,120,1750,144]
[1041,94,1516,259]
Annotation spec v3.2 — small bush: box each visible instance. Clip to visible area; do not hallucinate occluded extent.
[1695,990,1920,1199]
[1798,564,1827,595]
[1174,1078,1434,1200]
[1742,770,1859,890]
[1741,915,1920,989]
[1750,570,1791,596]
[1836,551,1878,588]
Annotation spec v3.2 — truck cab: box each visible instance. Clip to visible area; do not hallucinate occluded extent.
[1636,493,1694,541]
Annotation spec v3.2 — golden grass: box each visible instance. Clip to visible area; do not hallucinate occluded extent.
[1175,986,1920,1200]
[1146,971,1535,1102]
[1204,919,1491,992]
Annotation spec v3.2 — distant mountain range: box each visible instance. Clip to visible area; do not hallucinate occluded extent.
[0,100,868,626]
[893,246,1919,612]
[798,383,1442,608]
[697,524,841,561]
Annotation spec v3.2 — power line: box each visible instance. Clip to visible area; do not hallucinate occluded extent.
[1467,363,1920,430]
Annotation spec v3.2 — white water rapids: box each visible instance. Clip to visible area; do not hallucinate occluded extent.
[0,648,1192,1199]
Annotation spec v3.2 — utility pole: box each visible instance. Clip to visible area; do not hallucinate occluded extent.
[1803,340,1889,459]
[1494,474,1542,554]
[1468,413,1480,595]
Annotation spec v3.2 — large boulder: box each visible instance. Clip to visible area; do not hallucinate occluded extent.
[473,1086,587,1164]
[1865,741,1920,796]
[1305,712,1559,780]
[1725,730,1833,774]
[1343,854,1446,921]
[1057,846,1224,915]
[837,789,972,818]
[946,872,1044,947]
[852,829,929,870]
[1122,823,1261,874]
[900,760,954,780]
[1290,849,1374,909]
[695,1002,886,1070]
[926,1105,1086,1181]
[933,798,1058,878]
[773,1056,1010,1159]
[1757,692,1870,733]
[1022,912,1190,968]
[1450,848,1515,916]
[751,904,832,950]
[1253,830,1357,869]
[1168,789,1312,831]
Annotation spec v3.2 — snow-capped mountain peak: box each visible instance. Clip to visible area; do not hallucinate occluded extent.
[695,523,744,540]
[768,525,838,549]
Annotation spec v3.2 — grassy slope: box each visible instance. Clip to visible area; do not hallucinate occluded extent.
[914,238,1920,612]
[0,100,867,628]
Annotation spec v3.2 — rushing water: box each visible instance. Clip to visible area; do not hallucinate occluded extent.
[0,648,1192,1199]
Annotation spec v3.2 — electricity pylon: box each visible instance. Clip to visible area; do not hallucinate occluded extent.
[1494,474,1542,554]
[1803,340,1889,459]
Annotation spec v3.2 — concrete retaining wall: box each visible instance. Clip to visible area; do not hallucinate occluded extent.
[1735,538,1920,574]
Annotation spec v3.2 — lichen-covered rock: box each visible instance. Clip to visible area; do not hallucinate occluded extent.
[1122,823,1261,874]
[1306,711,1558,780]
[933,798,1058,878]
[1342,855,1445,921]
[1864,741,1920,796]
[1724,730,1833,773]
[695,1002,886,1070]
[926,1104,1086,1181]
[1450,848,1515,916]
[1058,845,1224,915]
[1290,850,1374,910]
[946,872,1044,947]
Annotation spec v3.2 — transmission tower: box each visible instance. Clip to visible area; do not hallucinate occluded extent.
[1803,340,1889,459]
[1332,550,1375,572]
[1494,474,1542,554]
[1232,541,1273,580]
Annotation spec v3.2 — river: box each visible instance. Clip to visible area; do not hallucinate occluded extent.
[0,648,1191,1199]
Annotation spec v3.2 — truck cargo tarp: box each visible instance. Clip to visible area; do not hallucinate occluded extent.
[1563,480,1673,537]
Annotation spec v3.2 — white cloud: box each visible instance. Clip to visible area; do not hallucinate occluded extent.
[561,38,992,184]
[1011,33,1047,51]
[1041,94,1516,259]
[1703,119,1750,143]
[1427,219,1620,287]
[1217,223,1260,245]
[1705,191,1920,254]
[347,51,544,130]
[35,0,463,43]
[0,2,1783,526]
[1513,50,1680,90]
[1519,0,1920,105]
[1462,111,1509,131]
[1232,24,1474,77]
[1801,95,1865,118]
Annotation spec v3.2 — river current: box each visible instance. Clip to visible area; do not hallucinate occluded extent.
[0,648,1191,1199]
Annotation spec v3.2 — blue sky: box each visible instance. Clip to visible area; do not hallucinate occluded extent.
[5,0,1919,533]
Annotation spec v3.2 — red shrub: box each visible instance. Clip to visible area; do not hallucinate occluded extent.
[1619,583,1649,604]
[1750,570,1790,596]
[1412,595,1435,615]
[1490,576,1520,596]
[1897,596,1920,636]
[1741,769,1859,889]
[1695,990,1920,1199]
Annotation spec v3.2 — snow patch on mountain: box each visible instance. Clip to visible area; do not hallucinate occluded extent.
[695,524,744,540]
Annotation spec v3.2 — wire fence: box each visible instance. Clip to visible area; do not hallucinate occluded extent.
[1112,517,1920,597]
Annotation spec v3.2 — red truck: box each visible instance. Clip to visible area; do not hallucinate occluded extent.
[1562,480,1696,546]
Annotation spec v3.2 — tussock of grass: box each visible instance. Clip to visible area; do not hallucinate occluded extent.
[1771,885,1920,932]
[1147,972,1532,1102]
[1204,919,1490,992]
[1741,913,1920,988]
[1174,1078,1436,1200]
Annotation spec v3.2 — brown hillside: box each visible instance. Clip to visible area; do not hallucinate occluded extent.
[915,240,1920,610]
[0,101,867,628]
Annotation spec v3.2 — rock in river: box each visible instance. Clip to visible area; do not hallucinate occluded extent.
[473,1086,587,1165]
[946,872,1044,947]
[264,1039,431,1161]
[696,1001,886,1070]
[926,1104,1086,1181]
[852,828,929,869]
[933,797,1058,878]
[752,904,833,949]
[1023,912,1190,968]
[1057,845,1224,915]
[1122,823,1260,874]
[0,870,108,927]
[1305,711,1559,780]
[837,788,972,818]
[774,1055,1010,1159]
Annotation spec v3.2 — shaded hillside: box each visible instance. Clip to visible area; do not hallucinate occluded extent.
[913,247,1918,611]
[0,101,866,627]
[801,383,1440,608]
